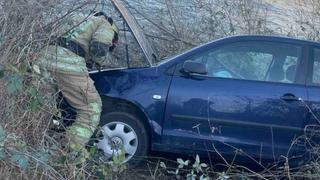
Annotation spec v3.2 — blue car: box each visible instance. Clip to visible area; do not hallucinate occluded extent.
[89,0,320,165]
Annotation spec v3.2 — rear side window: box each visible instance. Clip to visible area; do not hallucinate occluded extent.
[312,49,320,84]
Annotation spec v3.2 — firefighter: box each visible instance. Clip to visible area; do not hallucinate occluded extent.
[35,12,119,164]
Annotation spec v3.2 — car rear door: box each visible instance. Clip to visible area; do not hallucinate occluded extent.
[163,40,309,160]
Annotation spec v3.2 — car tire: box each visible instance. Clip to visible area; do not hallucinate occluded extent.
[97,111,148,167]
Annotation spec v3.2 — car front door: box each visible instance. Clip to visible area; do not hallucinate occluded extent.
[163,40,309,160]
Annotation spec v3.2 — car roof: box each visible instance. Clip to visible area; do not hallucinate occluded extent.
[181,35,320,57]
[158,35,320,66]
[217,35,320,46]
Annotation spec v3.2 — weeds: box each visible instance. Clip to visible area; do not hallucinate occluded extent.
[160,155,210,180]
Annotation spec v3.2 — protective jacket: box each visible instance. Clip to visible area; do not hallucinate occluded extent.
[38,14,118,74]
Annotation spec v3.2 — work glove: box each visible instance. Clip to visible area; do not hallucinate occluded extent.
[91,53,115,68]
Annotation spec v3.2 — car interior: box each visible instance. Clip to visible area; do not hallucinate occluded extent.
[265,54,298,83]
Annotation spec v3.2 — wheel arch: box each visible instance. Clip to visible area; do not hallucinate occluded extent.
[100,95,153,143]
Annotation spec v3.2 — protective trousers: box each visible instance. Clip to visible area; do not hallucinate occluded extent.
[37,45,102,152]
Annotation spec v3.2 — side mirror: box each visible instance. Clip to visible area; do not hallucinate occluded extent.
[182,61,207,75]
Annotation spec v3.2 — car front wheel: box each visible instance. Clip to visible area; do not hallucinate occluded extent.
[97,111,148,166]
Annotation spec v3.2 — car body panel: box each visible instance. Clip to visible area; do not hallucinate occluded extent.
[90,64,174,144]
[163,74,309,159]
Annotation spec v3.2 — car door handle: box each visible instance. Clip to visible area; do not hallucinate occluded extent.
[280,93,301,102]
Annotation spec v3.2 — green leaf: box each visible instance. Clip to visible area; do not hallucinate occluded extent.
[185,160,190,166]
[200,175,208,180]
[6,64,20,74]
[0,64,4,79]
[13,139,27,150]
[28,86,38,97]
[195,155,200,164]
[175,169,179,175]
[95,170,105,180]
[0,125,5,160]
[0,150,5,160]
[160,161,167,169]
[200,163,208,168]
[27,87,44,111]
[6,74,24,94]
[30,99,40,112]
[177,158,190,167]
[112,150,125,164]
[36,149,49,164]
[0,125,5,158]
[177,158,185,165]
[0,124,5,142]
[89,146,97,156]
[10,154,29,171]
[218,172,230,180]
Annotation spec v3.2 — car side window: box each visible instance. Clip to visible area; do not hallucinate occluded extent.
[207,50,273,81]
[312,48,320,84]
[187,41,301,83]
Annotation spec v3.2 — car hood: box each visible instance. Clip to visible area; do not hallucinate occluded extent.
[111,0,157,66]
